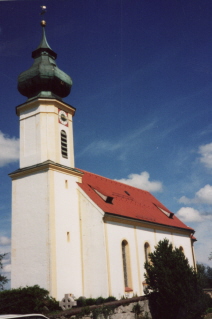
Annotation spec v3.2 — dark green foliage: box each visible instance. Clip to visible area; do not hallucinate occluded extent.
[95,297,105,305]
[206,308,212,314]
[90,305,115,319]
[77,297,96,307]
[197,263,212,288]
[86,298,97,306]
[0,253,9,290]
[132,302,142,318]
[76,295,117,307]
[144,239,209,319]
[104,296,116,302]
[0,285,60,314]
[92,306,102,319]
[80,306,91,316]
[76,296,87,307]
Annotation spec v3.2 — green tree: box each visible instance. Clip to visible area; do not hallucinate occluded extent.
[0,285,60,314]
[197,263,212,288]
[0,253,9,290]
[144,239,208,319]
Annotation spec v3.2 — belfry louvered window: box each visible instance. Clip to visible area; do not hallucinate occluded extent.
[61,130,68,158]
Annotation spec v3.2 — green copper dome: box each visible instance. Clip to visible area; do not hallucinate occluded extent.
[18,21,72,100]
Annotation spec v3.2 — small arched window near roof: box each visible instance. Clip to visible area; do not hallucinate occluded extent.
[61,130,68,158]
[144,242,151,263]
[122,240,132,291]
[179,246,184,253]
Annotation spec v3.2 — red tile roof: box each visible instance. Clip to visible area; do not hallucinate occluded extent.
[77,169,194,233]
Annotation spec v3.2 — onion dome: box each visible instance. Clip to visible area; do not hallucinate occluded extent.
[18,21,72,100]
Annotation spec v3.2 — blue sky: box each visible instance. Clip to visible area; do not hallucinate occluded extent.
[0,0,212,287]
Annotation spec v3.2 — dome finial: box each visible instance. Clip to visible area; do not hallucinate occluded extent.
[41,20,46,27]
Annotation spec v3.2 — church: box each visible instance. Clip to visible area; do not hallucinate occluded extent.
[10,20,196,301]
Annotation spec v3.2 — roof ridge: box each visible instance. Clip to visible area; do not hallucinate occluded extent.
[77,168,150,194]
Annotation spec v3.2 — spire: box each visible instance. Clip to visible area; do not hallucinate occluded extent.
[32,21,57,60]
[18,20,72,100]
[36,21,51,49]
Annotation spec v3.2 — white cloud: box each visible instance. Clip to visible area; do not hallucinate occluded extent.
[179,184,212,205]
[0,131,19,166]
[178,196,191,205]
[196,184,212,204]
[115,171,163,192]
[0,236,11,246]
[81,140,122,156]
[2,263,11,273]
[176,207,203,222]
[199,142,212,169]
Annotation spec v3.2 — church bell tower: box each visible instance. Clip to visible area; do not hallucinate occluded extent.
[10,20,83,300]
[17,20,75,168]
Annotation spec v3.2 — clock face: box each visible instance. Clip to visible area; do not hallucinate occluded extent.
[58,109,68,126]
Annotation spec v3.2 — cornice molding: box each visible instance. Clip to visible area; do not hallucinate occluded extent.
[16,98,76,117]
[9,160,83,180]
[104,213,194,235]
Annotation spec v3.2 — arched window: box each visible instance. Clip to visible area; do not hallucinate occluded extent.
[144,242,150,263]
[122,240,132,290]
[179,246,184,253]
[61,130,68,158]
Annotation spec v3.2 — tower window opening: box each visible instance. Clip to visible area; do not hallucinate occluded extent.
[61,130,68,158]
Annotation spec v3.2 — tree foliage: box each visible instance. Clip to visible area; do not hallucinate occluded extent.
[197,263,212,288]
[0,285,60,314]
[0,253,9,290]
[144,239,209,319]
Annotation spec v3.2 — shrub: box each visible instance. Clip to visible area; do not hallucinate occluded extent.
[0,285,60,314]
[76,295,117,307]
[105,296,117,302]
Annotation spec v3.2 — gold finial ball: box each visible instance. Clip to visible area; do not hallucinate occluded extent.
[41,20,46,27]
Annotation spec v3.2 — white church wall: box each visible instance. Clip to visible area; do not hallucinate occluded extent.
[105,221,140,299]
[136,225,156,294]
[40,106,58,163]
[79,189,109,298]
[53,171,83,300]
[104,220,195,298]
[154,229,172,243]
[19,105,39,168]
[11,171,50,290]
[20,103,58,167]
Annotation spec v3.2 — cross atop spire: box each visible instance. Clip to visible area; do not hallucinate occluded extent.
[40,5,47,16]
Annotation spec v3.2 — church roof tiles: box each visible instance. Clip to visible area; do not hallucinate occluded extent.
[78,169,194,233]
